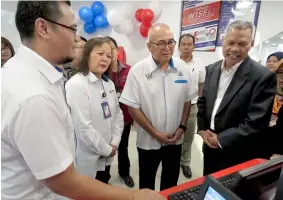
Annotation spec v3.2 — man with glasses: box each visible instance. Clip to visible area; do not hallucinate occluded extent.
[1,1,165,200]
[120,23,197,190]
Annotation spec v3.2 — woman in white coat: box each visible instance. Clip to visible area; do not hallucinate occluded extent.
[65,37,124,184]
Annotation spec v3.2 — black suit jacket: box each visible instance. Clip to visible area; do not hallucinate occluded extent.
[197,56,277,159]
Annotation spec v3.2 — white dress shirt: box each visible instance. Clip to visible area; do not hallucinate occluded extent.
[120,56,197,150]
[184,56,206,104]
[65,72,123,177]
[210,60,243,130]
[1,45,75,200]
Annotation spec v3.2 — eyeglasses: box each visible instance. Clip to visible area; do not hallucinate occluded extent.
[1,46,10,53]
[150,40,176,50]
[42,17,77,34]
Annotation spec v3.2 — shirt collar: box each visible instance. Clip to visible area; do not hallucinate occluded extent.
[17,44,64,84]
[180,55,195,64]
[87,71,109,83]
[148,55,176,73]
[221,59,244,74]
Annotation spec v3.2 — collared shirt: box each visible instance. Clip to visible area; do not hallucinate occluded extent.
[65,72,123,177]
[1,44,75,200]
[120,56,197,150]
[210,60,244,131]
[109,62,133,125]
[183,56,206,104]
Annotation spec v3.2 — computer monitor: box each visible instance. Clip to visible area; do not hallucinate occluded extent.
[274,166,283,200]
[233,156,283,200]
[196,175,242,200]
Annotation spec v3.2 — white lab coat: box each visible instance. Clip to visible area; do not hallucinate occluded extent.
[65,72,124,178]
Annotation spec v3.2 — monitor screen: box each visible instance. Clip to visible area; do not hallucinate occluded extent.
[204,186,226,200]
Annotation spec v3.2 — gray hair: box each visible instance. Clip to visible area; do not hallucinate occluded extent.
[226,20,255,39]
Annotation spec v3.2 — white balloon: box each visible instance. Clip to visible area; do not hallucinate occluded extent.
[120,20,134,35]
[107,10,123,27]
[148,1,162,22]
[120,3,134,19]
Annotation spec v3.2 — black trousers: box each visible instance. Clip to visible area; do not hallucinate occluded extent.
[118,123,132,177]
[96,165,111,184]
[138,145,182,191]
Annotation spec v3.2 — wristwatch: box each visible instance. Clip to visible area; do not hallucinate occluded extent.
[179,125,187,132]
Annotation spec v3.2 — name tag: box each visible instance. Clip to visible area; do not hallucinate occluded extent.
[101,101,111,118]
[175,80,188,83]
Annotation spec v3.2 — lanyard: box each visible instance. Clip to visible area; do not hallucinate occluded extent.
[116,69,121,93]
[100,80,107,98]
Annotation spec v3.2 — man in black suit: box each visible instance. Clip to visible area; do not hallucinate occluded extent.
[197,20,277,176]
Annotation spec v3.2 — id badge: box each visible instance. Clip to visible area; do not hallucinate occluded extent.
[101,101,112,118]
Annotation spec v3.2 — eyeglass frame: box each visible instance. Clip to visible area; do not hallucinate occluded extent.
[149,40,177,50]
[41,17,77,34]
[1,46,11,53]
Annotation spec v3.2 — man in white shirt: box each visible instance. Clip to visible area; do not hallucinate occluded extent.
[1,1,165,200]
[179,33,205,178]
[197,20,277,175]
[120,23,197,191]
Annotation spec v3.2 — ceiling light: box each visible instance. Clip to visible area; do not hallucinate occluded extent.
[265,40,270,43]
[280,36,283,39]
[272,44,277,46]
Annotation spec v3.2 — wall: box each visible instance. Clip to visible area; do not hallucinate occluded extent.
[1,1,283,66]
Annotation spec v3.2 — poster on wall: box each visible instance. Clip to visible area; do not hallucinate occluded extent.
[216,0,261,46]
[181,0,221,51]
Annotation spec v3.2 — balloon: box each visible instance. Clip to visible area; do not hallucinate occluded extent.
[141,9,154,22]
[107,10,122,27]
[120,20,134,35]
[94,15,109,28]
[121,4,134,19]
[84,21,96,34]
[148,1,162,22]
[139,22,151,37]
[91,1,105,16]
[135,9,143,22]
[79,7,93,22]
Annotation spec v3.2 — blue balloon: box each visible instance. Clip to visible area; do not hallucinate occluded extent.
[84,21,96,34]
[94,15,109,28]
[91,1,104,16]
[79,7,93,22]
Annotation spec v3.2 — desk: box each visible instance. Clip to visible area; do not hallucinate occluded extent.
[159,158,267,199]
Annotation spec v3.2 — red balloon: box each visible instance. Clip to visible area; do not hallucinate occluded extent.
[141,9,154,22]
[140,22,151,38]
[135,9,144,22]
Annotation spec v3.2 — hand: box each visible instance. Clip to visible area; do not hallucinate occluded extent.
[199,130,218,149]
[270,154,281,159]
[171,128,184,144]
[108,145,117,157]
[155,132,174,144]
[207,130,220,148]
[132,189,166,200]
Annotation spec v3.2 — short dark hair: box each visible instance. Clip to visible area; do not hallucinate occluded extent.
[178,33,195,47]
[15,1,71,40]
[77,37,111,76]
[105,36,118,48]
[1,37,15,57]
[80,36,87,43]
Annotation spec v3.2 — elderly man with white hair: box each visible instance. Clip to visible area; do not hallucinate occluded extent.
[120,23,197,191]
